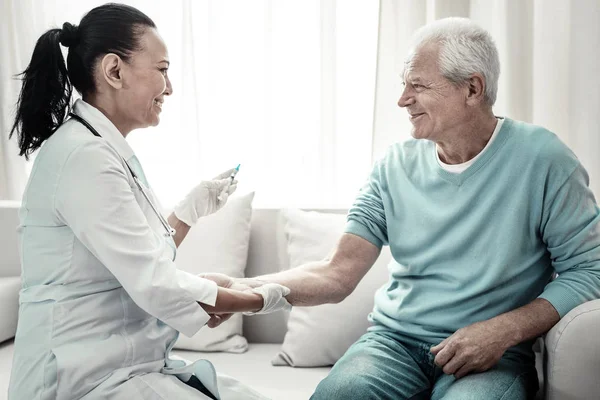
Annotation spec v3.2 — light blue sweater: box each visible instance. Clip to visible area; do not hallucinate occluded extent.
[346,118,600,356]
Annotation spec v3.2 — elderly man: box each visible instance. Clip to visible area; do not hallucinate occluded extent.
[208,17,600,399]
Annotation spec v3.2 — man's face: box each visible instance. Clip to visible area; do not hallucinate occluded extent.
[398,44,469,142]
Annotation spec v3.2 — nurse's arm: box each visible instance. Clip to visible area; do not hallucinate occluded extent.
[199,287,263,314]
[168,212,191,248]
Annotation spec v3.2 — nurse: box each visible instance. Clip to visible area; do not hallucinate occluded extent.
[8,3,289,400]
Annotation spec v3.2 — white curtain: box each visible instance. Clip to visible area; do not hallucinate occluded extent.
[373,0,600,197]
[0,1,58,201]
[0,0,379,208]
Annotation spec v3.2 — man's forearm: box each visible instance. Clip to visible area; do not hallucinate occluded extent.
[168,212,191,248]
[493,298,560,347]
[239,260,350,306]
[237,233,381,307]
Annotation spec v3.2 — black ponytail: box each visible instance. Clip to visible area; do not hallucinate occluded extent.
[10,28,73,159]
[10,3,156,159]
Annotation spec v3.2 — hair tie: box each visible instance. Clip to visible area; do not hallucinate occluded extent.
[59,22,80,48]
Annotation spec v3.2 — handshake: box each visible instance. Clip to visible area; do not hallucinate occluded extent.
[199,273,291,328]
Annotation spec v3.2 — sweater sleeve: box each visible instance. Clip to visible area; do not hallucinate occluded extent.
[538,159,600,317]
[345,159,388,248]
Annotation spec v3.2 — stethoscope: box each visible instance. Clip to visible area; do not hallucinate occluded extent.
[68,113,176,238]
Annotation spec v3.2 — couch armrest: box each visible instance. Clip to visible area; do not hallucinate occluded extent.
[544,299,600,400]
[0,276,21,343]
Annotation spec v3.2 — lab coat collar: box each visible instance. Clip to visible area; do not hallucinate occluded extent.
[72,99,135,161]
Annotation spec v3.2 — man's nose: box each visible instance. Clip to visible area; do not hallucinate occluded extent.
[398,86,414,108]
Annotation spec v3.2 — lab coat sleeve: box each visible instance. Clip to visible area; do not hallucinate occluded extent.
[176,269,219,306]
[54,140,213,337]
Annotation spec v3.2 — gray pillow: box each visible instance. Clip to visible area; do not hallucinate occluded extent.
[272,208,391,367]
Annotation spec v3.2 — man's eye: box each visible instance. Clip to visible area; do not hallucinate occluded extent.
[413,83,424,89]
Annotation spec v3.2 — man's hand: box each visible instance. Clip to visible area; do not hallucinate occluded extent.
[430,319,513,379]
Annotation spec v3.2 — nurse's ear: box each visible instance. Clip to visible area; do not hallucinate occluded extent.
[100,53,124,90]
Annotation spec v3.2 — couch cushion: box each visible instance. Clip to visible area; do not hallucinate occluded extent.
[242,209,346,344]
[172,344,331,400]
[0,201,22,278]
[272,209,391,367]
[0,277,21,343]
[173,192,255,353]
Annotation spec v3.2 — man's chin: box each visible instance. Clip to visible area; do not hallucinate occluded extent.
[410,128,425,139]
[148,117,160,127]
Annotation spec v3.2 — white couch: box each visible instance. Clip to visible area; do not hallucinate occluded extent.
[1,202,600,400]
[0,201,21,346]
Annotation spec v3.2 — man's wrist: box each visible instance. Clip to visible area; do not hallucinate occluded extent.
[237,277,267,289]
[489,314,524,349]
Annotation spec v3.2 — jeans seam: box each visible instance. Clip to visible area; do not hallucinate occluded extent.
[498,371,528,400]
[407,388,430,400]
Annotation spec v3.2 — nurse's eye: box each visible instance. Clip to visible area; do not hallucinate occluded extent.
[159,68,168,76]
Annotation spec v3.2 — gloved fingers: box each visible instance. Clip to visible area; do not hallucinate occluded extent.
[262,283,290,294]
[198,272,234,288]
[243,286,291,315]
[228,183,238,195]
[204,178,231,190]
[213,168,237,180]
[217,190,229,203]
[253,283,292,313]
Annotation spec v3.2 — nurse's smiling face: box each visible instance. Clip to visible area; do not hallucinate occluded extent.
[119,28,173,129]
[92,27,173,135]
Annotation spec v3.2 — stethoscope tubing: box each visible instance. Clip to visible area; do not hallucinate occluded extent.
[68,113,176,238]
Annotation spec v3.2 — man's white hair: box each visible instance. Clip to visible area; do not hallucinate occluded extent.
[409,17,500,106]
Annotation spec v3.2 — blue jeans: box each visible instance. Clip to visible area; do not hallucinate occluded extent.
[311,331,538,400]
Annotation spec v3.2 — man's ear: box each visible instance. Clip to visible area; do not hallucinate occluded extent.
[100,53,124,90]
[465,73,486,106]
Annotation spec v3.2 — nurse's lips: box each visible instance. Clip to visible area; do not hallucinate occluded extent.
[153,99,163,110]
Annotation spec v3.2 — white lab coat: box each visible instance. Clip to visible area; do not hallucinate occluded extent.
[8,100,268,400]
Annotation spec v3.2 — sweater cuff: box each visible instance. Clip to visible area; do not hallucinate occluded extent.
[344,219,383,248]
[538,283,586,318]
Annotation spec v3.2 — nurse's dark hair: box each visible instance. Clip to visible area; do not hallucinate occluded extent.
[10,3,156,159]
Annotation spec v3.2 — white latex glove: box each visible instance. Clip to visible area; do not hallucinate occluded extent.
[173,168,238,226]
[244,283,292,315]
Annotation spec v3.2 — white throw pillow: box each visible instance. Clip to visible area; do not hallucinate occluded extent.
[173,192,255,352]
[272,208,391,367]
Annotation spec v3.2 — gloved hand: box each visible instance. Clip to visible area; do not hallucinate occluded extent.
[174,168,238,226]
[244,283,292,315]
